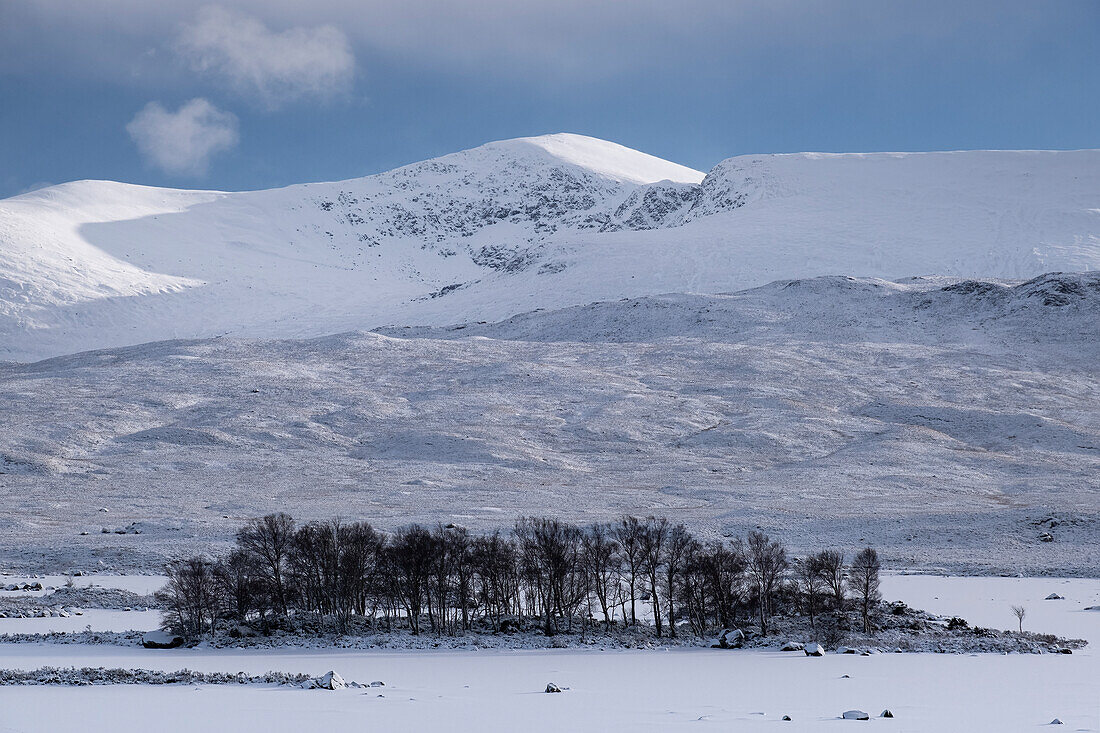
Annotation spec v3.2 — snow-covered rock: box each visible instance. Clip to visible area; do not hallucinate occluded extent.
[310,671,346,690]
[781,641,803,652]
[804,643,825,657]
[545,682,562,693]
[1045,593,1064,600]
[842,710,870,720]
[714,629,745,649]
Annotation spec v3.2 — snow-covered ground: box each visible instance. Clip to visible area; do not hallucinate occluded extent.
[1,134,1098,362]
[0,575,165,597]
[0,576,1095,732]
[0,609,160,636]
[1,273,1096,574]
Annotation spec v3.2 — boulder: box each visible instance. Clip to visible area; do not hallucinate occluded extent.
[1045,593,1064,600]
[714,628,746,649]
[369,680,385,687]
[545,682,562,693]
[781,641,803,652]
[315,671,346,690]
[836,646,858,654]
[842,710,869,720]
[804,643,825,657]
[1039,532,1054,542]
[782,715,792,721]
[141,630,184,649]
[1050,719,1063,725]
[880,710,894,718]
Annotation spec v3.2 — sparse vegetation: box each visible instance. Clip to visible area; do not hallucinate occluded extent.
[153,512,889,644]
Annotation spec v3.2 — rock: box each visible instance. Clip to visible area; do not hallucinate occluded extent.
[369,680,385,687]
[804,643,825,656]
[1044,593,1064,600]
[545,682,562,693]
[781,641,803,652]
[841,674,850,678]
[142,630,184,649]
[880,710,894,718]
[1050,719,1063,725]
[1039,532,1054,542]
[1055,648,1072,654]
[842,710,870,720]
[782,715,792,721]
[714,628,745,649]
[836,646,858,654]
[315,671,346,690]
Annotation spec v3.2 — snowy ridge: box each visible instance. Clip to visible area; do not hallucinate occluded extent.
[383,272,1100,346]
[1,135,1099,360]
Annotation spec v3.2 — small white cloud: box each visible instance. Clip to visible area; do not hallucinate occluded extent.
[126,98,239,176]
[177,5,355,108]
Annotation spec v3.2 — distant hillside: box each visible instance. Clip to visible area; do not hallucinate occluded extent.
[0,274,1095,574]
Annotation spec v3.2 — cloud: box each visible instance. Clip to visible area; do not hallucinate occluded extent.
[1,2,1087,90]
[126,98,239,176]
[176,5,355,107]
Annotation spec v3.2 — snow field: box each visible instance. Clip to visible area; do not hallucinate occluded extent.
[0,576,1094,732]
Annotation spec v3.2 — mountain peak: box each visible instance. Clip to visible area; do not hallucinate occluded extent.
[451,133,704,186]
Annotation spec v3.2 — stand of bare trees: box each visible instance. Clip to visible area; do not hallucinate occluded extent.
[157,514,881,643]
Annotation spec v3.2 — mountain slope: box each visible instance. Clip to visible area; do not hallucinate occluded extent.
[1,135,1098,361]
[1,275,1095,573]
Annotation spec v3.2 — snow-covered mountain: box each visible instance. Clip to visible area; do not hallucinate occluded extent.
[2,133,1099,361]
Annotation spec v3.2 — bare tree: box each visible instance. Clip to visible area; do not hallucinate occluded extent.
[390,525,435,635]
[663,524,692,638]
[746,531,788,636]
[237,513,296,617]
[695,539,746,631]
[795,554,825,634]
[813,549,846,611]
[582,523,619,631]
[514,517,583,635]
[157,556,222,640]
[851,547,881,634]
[613,516,645,626]
[640,516,670,637]
[1011,604,1026,633]
[472,531,518,631]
